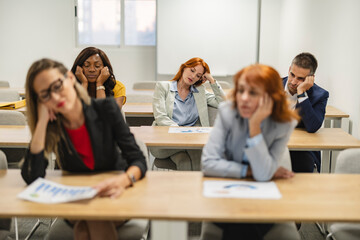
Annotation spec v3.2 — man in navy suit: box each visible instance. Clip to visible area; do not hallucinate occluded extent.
[283,52,329,173]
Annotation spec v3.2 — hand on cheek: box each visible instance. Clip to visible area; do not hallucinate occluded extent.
[248,94,273,137]
[250,94,273,124]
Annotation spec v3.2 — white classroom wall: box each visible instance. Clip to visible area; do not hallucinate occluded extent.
[274,0,360,139]
[0,0,359,138]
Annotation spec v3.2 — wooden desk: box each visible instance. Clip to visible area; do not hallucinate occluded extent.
[130,126,360,151]
[122,103,153,117]
[325,105,349,128]
[2,124,359,171]
[1,170,359,240]
[131,126,360,173]
[0,125,30,148]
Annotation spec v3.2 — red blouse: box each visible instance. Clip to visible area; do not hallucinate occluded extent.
[65,123,95,170]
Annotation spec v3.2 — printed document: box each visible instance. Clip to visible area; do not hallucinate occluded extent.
[203,180,282,199]
[18,178,97,204]
[168,127,212,133]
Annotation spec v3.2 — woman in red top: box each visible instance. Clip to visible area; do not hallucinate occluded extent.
[22,58,147,239]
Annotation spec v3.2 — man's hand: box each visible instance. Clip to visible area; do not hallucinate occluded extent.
[297,75,314,95]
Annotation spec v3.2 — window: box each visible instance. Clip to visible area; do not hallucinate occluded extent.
[76,0,156,46]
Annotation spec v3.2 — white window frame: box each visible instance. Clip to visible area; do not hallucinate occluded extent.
[74,0,156,49]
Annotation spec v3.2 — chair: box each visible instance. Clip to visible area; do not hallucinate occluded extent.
[0,150,12,239]
[203,81,232,89]
[126,94,153,103]
[45,219,149,240]
[133,81,157,90]
[0,89,20,102]
[0,111,27,168]
[326,148,360,240]
[0,81,10,88]
[200,221,300,240]
[152,106,218,171]
[278,147,292,170]
[0,150,7,170]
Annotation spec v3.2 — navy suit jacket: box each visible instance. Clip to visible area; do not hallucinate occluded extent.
[283,77,329,166]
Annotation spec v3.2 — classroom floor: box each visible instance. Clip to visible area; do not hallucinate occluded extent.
[8,218,327,240]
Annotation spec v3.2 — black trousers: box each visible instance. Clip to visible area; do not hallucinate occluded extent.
[215,222,273,240]
[290,151,321,173]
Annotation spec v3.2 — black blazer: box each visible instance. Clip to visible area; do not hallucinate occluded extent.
[21,98,147,185]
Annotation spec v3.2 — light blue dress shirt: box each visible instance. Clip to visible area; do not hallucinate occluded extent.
[170,81,199,126]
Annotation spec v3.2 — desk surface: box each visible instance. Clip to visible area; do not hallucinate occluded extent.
[325,105,349,118]
[122,103,153,117]
[130,126,360,150]
[1,125,360,151]
[0,102,349,120]
[0,170,359,223]
[0,125,30,147]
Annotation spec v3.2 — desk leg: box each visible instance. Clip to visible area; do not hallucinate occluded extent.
[324,119,331,128]
[333,119,341,128]
[151,220,187,240]
[330,151,340,173]
[321,151,331,173]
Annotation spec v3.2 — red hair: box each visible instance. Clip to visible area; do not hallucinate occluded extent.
[231,64,299,122]
[171,57,210,86]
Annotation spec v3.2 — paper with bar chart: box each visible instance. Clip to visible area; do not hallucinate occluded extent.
[18,178,98,204]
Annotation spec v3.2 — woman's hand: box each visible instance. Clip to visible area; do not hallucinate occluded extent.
[250,93,273,124]
[38,102,57,124]
[30,103,56,154]
[96,66,110,86]
[75,66,88,87]
[249,93,273,137]
[272,167,295,179]
[201,72,215,84]
[93,174,130,199]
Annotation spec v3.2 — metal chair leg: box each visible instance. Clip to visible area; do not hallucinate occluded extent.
[14,217,19,240]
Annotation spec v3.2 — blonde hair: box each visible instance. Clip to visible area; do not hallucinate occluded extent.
[25,58,91,167]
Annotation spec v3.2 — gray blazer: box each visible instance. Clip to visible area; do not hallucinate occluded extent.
[152,81,225,127]
[202,101,297,181]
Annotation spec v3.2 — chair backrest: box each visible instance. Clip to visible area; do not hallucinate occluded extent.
[204,81,232,89]
[335,148,360,174]
[135,138,150,169]
[126,94,153,103]
[0,150,7,170]
[0,89,20,102]
[0,81,10,88]
[133,81,157,90]
[0,110,26,125]
[120,108,126,122]
[208,106,218,127]
[278,147,292,170]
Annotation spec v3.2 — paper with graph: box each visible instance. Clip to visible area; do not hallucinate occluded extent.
[203,180,282,199]
[168,127,212,133]
[18,178,97,204]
